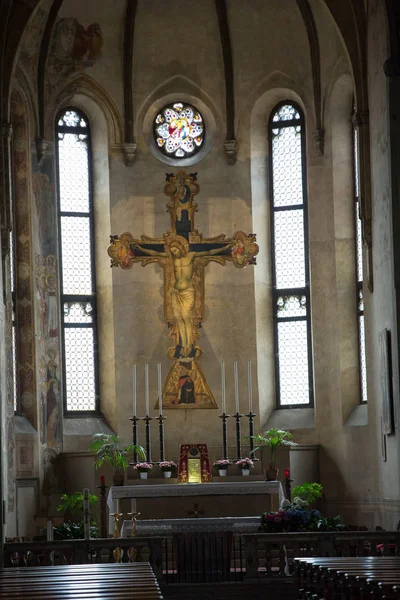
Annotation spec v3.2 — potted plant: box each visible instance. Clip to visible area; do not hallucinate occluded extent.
[89,433,146,486]
[49,492,99,542]
[133,462,153,479]
[292,482,323,506]
[213,459,232,477]
[250,428,297,481]
[236,457,254,476]
[159,460,177,479]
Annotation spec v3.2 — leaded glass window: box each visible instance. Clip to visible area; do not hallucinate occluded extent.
[153,102,204,158]
[269,102,313,407]
[353,122,367,403]
[10,230,18,412]
[56,108,99,412]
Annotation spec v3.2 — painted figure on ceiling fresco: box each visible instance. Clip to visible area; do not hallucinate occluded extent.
[133,235,233,360]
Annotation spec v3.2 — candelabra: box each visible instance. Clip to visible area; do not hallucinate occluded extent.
[130,415,140,462]
[246,411,257,456]
[219,412,230,460]
[158,414,166,462]
[234,412,244,460]
[142,415,153,462]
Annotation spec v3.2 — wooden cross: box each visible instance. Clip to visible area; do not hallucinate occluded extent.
[108,171,258,409]
[187,503,205,518]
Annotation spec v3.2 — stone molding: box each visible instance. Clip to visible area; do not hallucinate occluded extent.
[123,142,137,167]
[224,139,237,165]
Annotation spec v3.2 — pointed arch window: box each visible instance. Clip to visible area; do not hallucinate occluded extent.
[56,108,99,413]
[269,102,313,407]
[353,119,367,403]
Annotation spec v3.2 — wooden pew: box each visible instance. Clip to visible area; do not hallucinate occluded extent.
[294,556,400,599]
[0,562,163,599]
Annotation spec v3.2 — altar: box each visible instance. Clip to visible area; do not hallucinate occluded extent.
[107,480,285,534]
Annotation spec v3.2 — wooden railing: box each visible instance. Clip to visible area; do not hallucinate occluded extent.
[4,531,400,584]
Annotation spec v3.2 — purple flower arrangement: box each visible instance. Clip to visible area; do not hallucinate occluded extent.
[236,458,254,470]
[260,497,321,532]
[213,459,232,469]
[159,460,177,472]
[133,462,153,473]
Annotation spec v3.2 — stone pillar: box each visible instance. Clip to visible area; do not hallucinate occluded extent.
[289,444,320,488]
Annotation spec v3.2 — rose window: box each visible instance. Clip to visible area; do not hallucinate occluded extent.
[153,102,205,158]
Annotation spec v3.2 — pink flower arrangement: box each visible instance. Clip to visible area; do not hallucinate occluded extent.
[213,459,232,469]
[133,462,153,473]
[159,460,177,472]
[236,458,254,469]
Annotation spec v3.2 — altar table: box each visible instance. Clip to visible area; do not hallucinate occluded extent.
[107,481,284,534]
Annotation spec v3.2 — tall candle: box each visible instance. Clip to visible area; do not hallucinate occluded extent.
[145,363,149,415]
[158,363,162,415]
[248,359,252,413]
[100,473,105,487]
[221,362,226,413]
[234,360,239,413]
[133,364,137,416]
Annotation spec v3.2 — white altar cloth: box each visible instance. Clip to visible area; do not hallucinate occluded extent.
[107,481,284,534]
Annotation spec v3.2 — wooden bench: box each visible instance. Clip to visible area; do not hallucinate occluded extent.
[0,562,163,599]
[294,556,400,599]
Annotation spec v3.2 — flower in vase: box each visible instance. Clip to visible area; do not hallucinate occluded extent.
[236,457,254,470]
[133,462,153,473]
[213,459,232,469]
[159,460,177,472]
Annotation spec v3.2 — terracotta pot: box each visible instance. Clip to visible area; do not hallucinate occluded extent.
[266,467,278,481]
[113,471,125,486]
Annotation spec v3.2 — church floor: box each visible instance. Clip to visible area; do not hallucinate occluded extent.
[161,578,298,599]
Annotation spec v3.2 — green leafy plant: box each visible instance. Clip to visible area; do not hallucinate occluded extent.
[292,482,323,505]
[316,515,346,531]
[89,433,146,473]
[250,428,297,468]
[57,492,98,522]
[53,522,99,540]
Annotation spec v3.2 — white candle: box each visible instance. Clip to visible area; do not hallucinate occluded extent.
[145,363,149,415]
[234,360,239,413]
[133,364,137,416]
[158,363,162,415]
[221,362,226,413]
[131,498,137,514]
[248,360,252,413]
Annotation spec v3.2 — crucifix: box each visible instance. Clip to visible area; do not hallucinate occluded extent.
[108,171,258,409]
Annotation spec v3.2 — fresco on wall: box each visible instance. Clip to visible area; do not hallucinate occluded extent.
[45,17,103,108]
[35,254,62,449]
[11,91,36,427]
[32,171,56,257]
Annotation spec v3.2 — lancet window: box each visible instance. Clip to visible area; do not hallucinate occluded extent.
[269,102,313,407]
[56,108,99,412]
[353,123,367,403]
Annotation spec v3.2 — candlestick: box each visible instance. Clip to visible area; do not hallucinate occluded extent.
[246,410,257,457]
[130,415,140,462]
[248,360,252,413]
[83,488,91,539]
[234,411,243,461]
[97,476,108,539]
[219,411,230,460]
[234,360,239,413]
[133,364,137,416]
[158,363,162,415]
[145,363,149,415]
[142,414,153,462]
[158,414,166,462]
[221,362,226,413]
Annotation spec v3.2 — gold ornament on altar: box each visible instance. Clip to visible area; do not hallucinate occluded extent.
[108,172,258,409]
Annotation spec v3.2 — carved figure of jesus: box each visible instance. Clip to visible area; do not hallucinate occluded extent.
[134,236,232,359]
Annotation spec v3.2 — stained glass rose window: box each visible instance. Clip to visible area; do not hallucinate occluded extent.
[153,102,205,159]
